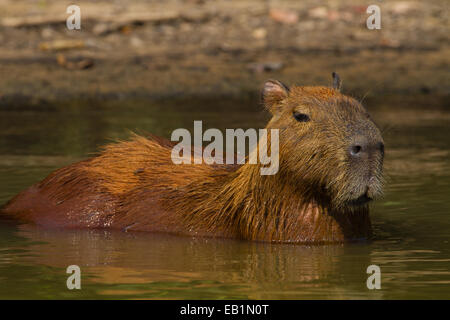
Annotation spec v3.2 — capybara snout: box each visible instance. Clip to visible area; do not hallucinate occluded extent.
[346,127,384,204]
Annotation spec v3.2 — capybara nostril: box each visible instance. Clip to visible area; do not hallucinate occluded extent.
[349,135,369,157]
[348,135,385,158]
[378,142,385,154]
[349,139,384,158]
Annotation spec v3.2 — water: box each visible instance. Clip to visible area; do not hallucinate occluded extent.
[0,95,449,299]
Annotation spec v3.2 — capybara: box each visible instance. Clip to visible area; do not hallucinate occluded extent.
[1,74,384,243]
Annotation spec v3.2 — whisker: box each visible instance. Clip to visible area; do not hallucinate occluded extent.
[359,89,371,104]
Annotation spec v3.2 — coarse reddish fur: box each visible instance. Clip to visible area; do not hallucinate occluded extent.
[1,81,384,243]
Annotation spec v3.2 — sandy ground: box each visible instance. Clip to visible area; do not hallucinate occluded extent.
[0,0,448,107]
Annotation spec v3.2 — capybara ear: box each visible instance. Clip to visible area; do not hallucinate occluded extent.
[261,79,290,114]
[332,72,342,91]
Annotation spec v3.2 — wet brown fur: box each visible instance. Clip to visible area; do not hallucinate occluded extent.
[1,82,384,243]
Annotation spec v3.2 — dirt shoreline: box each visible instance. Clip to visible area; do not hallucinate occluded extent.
[0,0,448,107]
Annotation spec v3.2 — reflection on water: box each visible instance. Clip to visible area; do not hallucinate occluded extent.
[0,95,449,299]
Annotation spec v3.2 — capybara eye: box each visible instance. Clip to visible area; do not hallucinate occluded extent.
[293,112,310,122]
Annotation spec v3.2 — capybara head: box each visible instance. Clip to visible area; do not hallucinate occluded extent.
[261,74,384,210]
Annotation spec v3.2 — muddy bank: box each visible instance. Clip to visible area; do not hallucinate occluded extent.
[0,0,448,107]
